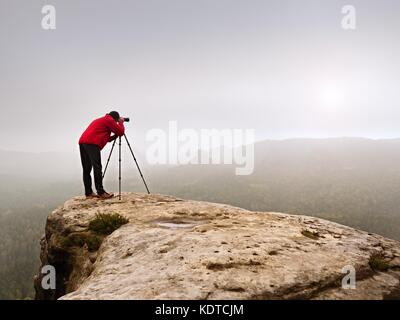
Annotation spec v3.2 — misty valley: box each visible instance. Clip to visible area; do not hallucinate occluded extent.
[1,138,400,299]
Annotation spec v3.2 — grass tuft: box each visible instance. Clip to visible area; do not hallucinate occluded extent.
[369,254,391,271]
[88,212,129,235]
[61,213,128,253]
[86,234,103,252]
[61,233,87,248]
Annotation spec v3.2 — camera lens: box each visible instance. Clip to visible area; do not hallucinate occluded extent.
[124,117,130,122]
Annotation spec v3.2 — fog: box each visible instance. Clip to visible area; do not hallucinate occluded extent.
[2,1,400,300]
[1,0,400,154]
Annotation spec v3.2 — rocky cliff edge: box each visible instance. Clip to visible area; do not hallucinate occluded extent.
[34,193,400,300]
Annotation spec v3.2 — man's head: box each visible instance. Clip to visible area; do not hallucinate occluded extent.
[108,111,120,121]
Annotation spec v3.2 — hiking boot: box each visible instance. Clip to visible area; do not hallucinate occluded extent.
[86,193,99,199]
[98,192,114,200]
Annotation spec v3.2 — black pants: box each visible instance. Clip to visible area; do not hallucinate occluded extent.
[79,144,105,196]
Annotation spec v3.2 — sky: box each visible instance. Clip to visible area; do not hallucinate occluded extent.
[1,0,400,153]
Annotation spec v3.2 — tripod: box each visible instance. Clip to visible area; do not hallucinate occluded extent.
[102,134,150,200]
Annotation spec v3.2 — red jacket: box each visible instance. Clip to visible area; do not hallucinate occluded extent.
[79,114,125,150]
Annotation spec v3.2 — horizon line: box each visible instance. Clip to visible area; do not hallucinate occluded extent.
[1,136,400,154]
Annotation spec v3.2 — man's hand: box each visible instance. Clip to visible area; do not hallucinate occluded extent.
[119,117,125,123]
[109,135,118,142]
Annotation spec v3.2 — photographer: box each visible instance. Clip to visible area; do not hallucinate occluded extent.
[79,111,125,199]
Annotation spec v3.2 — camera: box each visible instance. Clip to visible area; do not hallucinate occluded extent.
[123,117,130,122]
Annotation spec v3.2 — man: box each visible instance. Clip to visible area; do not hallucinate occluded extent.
[79,111,125,199]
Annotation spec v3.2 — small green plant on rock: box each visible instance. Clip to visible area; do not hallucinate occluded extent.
[86,234,103,252]
[88,212,129,235]
[60,213,129,253]
[61,233,87,248]
[61,232,103,252]
[369,254,391,271]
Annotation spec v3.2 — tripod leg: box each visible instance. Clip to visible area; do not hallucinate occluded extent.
[124,134,151,194]
[119,136,122,201]
[103,139,117,179]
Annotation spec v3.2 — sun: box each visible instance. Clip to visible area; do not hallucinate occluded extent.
[319,85,345,109]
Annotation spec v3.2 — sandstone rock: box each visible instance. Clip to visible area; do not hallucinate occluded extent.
[34,193,400,300]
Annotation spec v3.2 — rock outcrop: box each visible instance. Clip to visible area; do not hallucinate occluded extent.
[34,193,400,300]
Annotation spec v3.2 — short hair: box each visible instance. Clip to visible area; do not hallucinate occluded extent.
[108,111,120,121]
